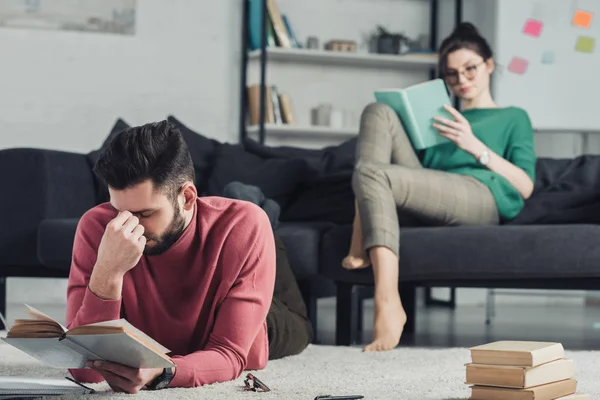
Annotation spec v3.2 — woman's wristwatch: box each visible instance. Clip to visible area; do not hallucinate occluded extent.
[478,148,490,166]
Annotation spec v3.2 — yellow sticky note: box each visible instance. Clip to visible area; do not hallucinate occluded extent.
[573,10,593,28]
[576,36,595,53]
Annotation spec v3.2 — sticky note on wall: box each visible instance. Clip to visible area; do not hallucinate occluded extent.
[576,36,596,53]
[523,19,544,37]
[541,50,555,64]
[508,57,529,74]
[573,10,593,28]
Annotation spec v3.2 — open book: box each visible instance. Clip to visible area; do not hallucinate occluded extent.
[374,78,453,150]
[2,305,175,369]
[0,376,94,398]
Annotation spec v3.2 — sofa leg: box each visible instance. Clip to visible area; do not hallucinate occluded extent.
[0,277,6,330]
[425,286,456,309]
[336,282,359,346]
[400,283,416,337]
[298,280,319,343]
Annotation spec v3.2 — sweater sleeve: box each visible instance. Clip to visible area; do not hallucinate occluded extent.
[169,205,276,388]
[506,108,537,181]
[66,210,122,383]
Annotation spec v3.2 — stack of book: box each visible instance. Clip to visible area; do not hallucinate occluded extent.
[465,341,591,400]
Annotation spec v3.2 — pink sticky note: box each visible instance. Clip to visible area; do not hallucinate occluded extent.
[523,19,544,37]
[508,57,529,74]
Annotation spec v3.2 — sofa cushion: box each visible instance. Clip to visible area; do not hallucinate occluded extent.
[243,137,357,174]
[275,222,336,279]
[320,224,600,284]
[207,144,308,208]
[87,119,131,204]
[281,171,355,225]
[37,218,79,270]
[167,116,220,195]
[86,118,131,168]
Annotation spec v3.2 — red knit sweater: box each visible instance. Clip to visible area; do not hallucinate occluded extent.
[66,197,276,388]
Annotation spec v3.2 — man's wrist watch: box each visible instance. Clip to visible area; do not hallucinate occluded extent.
[478,147,490,166]
[147,367,174,390]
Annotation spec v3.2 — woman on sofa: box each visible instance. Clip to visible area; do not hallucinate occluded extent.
[342,22,537,351]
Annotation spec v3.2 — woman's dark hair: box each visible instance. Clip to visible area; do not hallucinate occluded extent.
[438,22,493,79]
[93,120,194,200]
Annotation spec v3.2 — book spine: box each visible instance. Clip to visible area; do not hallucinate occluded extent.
[248,0,276,50]
[282,14,300,48]
[247,84,274,125]
[270,85,283,124]
[278,93,295,124]
[399,91,425,150]
[266,0,292,48]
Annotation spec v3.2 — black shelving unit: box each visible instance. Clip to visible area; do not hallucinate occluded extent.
[239,0,464,145]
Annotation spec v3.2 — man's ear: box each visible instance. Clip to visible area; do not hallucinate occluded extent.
[180,182,197,211]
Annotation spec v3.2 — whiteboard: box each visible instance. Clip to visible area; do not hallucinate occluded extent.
[492,0,600,131]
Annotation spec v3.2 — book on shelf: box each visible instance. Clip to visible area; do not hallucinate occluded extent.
[2,304,174,369]
[246,84,295,126]
[465,358,574,388]
[265,0,292,48]
[469,341,565,367]
[374,78,453,150]
[248,0,299,50]
[278,93,295,124]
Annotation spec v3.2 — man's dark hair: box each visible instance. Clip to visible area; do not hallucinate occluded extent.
[94,120,194,199]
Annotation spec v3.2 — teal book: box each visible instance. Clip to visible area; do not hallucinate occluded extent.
[374,79,454,150]
[248,0,276,50]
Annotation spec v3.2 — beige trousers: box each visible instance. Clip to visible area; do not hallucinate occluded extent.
[352,103,499,258]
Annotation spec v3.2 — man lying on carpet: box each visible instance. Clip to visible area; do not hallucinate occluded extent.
[66,120,312,393]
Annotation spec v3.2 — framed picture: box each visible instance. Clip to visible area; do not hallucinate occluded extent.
[0,0,136,35]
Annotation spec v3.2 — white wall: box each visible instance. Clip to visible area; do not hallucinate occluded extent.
[0,0,243,152]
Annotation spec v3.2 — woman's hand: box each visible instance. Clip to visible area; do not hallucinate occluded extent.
[433,105,534,199]
[433,105,483,156]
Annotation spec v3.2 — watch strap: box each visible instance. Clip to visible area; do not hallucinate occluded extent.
[147,367,174,390]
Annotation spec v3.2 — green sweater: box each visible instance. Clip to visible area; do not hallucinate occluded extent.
[421,106,537,221]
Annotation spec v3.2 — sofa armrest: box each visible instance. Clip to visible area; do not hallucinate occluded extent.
[0,148,97,267]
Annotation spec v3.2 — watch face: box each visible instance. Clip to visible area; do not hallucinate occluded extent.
[480,151,490,165]
[155,380,169,390]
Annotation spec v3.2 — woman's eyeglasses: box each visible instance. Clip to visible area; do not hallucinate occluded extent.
[442,60,486,85]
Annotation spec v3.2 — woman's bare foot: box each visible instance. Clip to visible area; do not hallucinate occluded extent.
[363,293,406,352]
[342,255,370,269]
[342,202,371,270]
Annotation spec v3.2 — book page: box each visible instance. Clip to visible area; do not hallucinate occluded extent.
[75,319,170,354]
[24,304,67,334]
[0,376,83,390]
[1,337,87,368]
[66,333,175,369]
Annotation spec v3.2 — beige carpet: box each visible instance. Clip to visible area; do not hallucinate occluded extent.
[0,340,598,399]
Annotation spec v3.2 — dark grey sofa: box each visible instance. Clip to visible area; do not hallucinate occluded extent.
[3,117,600,347]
